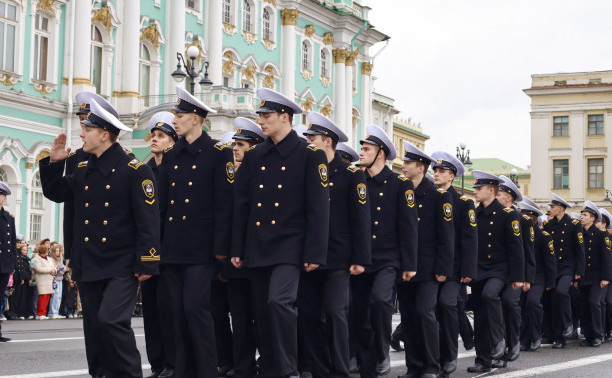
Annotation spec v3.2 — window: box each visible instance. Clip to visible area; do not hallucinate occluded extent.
[553,159,569,189]
[0,168,7,183]
[588,114,604,135]
[186,0,197,11]
[242,0,252,33]
[223,0,232,24]
[262,8,271,41]
[302,41,310,71]
[320,49,329,77]
[33,13,49,81]
[588,158,604,188]
[139,44,151,106]
[29,214,41,241]
[223,76,229,87]
[31,171,43,209]
[553,116,569,137]
[0,0,17,72]
[90,25,103,93]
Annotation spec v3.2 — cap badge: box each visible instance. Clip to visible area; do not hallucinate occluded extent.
[156,122,164,127]
[176,98,181,106]
[307,123,313,129]
[80,102,87,109]
[260,99,266,107]
[236,128,242,134]
[437,160,443,165]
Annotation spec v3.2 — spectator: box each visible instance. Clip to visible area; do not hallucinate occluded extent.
[64,270,78,318]
[48,244,66,319]
[32,245,56,320]
[14,244,34,319]
[40,238,51,251]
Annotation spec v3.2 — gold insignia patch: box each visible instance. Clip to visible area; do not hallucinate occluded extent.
[163,145,174,153]
[260,99,266,107]
[156,122,164,127]
[578,232,584,244]
[142,179,155,204]
[247,145,257,151]
[437,159,443,165]
[405,189,415,208]
[443,203,452,221]
[398,175,408,181]
[512,220,521,236]
[523,214,531,220]
[319,164,328,186]
[437,188,446,193]
[77,160,88,168]
[307,144,320,151]
[542,230,550,236]
[504,207,515,213]
[226,162,235,183]
[128,159,143,170]
[461,195,469,201]
[347,165,359,173]
[468,209,476,227]
[530,226,535,242]
[357,183,367,204]
[606,237,611,250]
[80,102,87,109]
[123,147,132,155]
[67,151,76,158]
[214,141,228,150]
[572,219,580,225]
[548,240,554,254]
[141,247,160,262]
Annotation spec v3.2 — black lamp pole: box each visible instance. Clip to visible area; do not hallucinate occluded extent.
[171,48,213,95]
[456,143,472,195]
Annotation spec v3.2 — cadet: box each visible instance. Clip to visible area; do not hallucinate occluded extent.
[543,193,585,348]
[143,111,177,378]
[518,198,556,351]
[40,99,161,377]
[336,142,360,164]
[600,208,612,341]
[0,181,16,342]
[230,88,329,378]
[431,151,478,377]
[157,86,233,377]
[300,112,371,378]
[351,125,418,378]
[397,142,454,378]
[225,117,265,378]
[578,202,611,347]
[467,171,524,374]
[495,175,536,365]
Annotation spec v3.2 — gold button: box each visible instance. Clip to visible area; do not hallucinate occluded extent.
[192,165,196,169]
[418,204,422,208]
[169,217,173,221]
[185,199,190,204]
[172,182,176,187]
[274,203,279,207]
[112,169,115,173]
[418,218,421,222]
[380,192,383,196]
[84,220,89,225]
[488,255,491,259]
[372,235,376,239]
[188,182,193,186]
[174,165,178,170]
[278,184,283,189]
[562,231,565,234]
[259,184,264,189]
[102,238,107,243]
[589,248,592,251]
[256,221,261,226]
[377,207,381,211]
[560,248,563,251]
[257,203,262,207]
[552,231,555,234]
[102,220,108,225]
[330,182,334,187]
[374,221,379,225]
[281,166,286,171]
[183,216,187,220]
[105,202,109,207]
[493,212,496,215]
[590,240,593,243]
[488,244,492,248]
[106,185,110,189]
[170,200,175,204]
[261,166,266,171]
[559,256,562,260]
[490,221,493,225]
[588,263,591,267]
[488,232,492,236]
[271,220,276,225]
[85,203,89,207]
[560,239,564,243]
[84,186,88,190]
[588,255,591,258]
[84,237,89,242]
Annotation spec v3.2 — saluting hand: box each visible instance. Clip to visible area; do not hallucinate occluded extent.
[231,257,243,269]
[402,271,416,282]
[304,263,319,272]
[349,264,365,275]
[511,281,523,290]
[49,133,71,163]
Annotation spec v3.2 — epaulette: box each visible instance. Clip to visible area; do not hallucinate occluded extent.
[572,219,580,225]
[503,207,514,213]
[214,141,229,150]
[9,212,14,218]
[77,161,88,168]
[163,145,174,153]
[460,195,469,201]
[347,165,359,173]
[128,158,143,170]
[247,145,257,151]
[307,143,320,151]
[522,214,531,220]
[67,151,76,158]
[123,147,133,155]
[437,188,446,193]
[542,230,550,236]
[398,174,408,181]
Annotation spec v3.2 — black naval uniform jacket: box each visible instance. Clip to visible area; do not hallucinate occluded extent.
[364,166,418,273]
[447,186,478,281]
[39,143,161,282]
[324,153,371,270]
[158,133,234,265]
[533,228,557,288]
[543,214,585,278]
[147,158,161,182]
[580,225,612,286]
[231,130,330,268]
[474,199,524,283]
[518,212,537,284]
[412,178,454,282]
[0,207,17,274]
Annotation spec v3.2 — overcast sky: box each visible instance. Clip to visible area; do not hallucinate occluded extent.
[367,0,612,168]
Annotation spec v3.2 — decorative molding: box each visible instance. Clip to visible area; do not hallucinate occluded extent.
[36,0,55,15]
[332,49,350,64]
[25,162,34,169]
[361,62,373,76]
[281,9,299,26]
[92,5,112,33]
[301,69,313,80]
[0,72,19,87]
[242,65,256,82]
[222,51,235,76]
[242,31,256,44]
[113,91,140,98]
[345,48,359,66]
[320,104,332,118]
[320,76,330,87]
[140,23,161,49]
[262,65,275,88]
[32,81,55,95]
[223,22,237,35]
[323,32,334,45]
[264,0,276,6]
[301,98,314,112]
[262,39,276,50]
[305,25,315,37]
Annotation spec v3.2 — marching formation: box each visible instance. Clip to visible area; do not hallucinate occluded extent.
[1,85,611,378]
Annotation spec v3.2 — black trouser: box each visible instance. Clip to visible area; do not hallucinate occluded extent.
[142,273,175,373]
[227,278,256,378]
[437,281,461,372]
[580,284,606,341]
[164,264,217,378]
[79,276,141,378]
[605,286,612,334]
[350,267,396,378]
[398,280,440,375]
[501,285,521,355]
[0,273,8,337]
[471,277,505,368]
[457,285,474,346]
[519,284,546,346]
[212,280,233,369]
[299,269,350,378]
[552,274,573,342]
[251,264,300,377]
[570,283,582,332]
[541,289,553,341]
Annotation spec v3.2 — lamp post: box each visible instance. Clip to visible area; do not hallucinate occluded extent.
[509,168,520,188]
[604,189,612,202]
[456,142,473,195]
[171,45,213,95]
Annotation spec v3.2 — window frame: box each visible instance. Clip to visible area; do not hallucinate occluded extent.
[320,47,330,78]
[587,114,604,136]
[242,0,255,34]
[587,158,604,189]
[223,0,234,25]
[553,159,569,189]
[0,0,18,73]
[139,43,152,107]
[553,115,569,137]
[90,24,104,94]
[301,39,312,73]
[32,13,50,81]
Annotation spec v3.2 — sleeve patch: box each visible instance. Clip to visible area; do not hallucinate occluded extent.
[437,188,446,193]
[307,143,320,151]
[141,247,160,262]
[128,159,143,170]
[443,203,452,221]
[226,162,235,183]
[530,226,535,242]
[142,179,155,205]
[214,141,229,150]
[318,164,328,186]
[163,145,174,153]
[123,147,133,155]
[357,183,367,204]
[405,189,415,208]
[347,165,359,173]
[398,174,408,181]
[468,209,476,227]
[606,236,611,251]
[503,207,515,213]
[548,240,555,254]
[460,195,469,201]
[572,219,580,225]
[578,232,584,244]
[512,220,521,236]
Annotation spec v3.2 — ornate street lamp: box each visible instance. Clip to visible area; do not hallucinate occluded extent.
[509,168,520,188]
[604,189,612,202]
[171,46,213,95]
[456,142,472,194]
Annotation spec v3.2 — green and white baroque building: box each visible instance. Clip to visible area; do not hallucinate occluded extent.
[0,0,390,243]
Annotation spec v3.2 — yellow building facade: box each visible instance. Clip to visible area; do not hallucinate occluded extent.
[392,118,430,172]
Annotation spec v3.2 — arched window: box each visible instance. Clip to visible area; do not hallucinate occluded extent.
[301,41,310,72]
[0,0,18,72]
[30,171,43,242]
[223,0,232,24]
[31,171,42,209]
[262,8,271,41]
[320,48,329,78]
[242,0,253,34]
[139,44,151,106]
[90,25,104,93]
[0,168,7,183]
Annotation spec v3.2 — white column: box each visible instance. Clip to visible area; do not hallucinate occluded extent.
[333,48,348,131]
[344,61,353,139]
[280,9,299,99]
[72,0,93,90]
[166,0,186,93]
[361,62,372,129]
[208,0,223,87]
[115,0,140,114]
[569,110,585,202]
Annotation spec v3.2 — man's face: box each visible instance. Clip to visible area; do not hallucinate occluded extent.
[150,129,173,154]
[496,191,514,208]
[402,161,421,180]
[549,204,564,218]
[306,134,329,149]
[258,112,288,137]
[433,167,455,187]
[580,211,594,226]
[172,112,201,136]
[474,185,493,203]
[0,194,5,208]
[232,139,251,163]
[359,143,381,167]
[79,125,106,154]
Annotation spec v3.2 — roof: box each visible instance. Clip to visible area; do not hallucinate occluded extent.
[468,158,527,173]
[393,122,430,140]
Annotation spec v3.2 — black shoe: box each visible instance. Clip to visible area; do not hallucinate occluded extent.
[591,338,602,347]
[397,372,419,378]
[503,345,520,361]
[541,337,553,344]
[145,372,161,378]
[376,356,390,375]
[463,341,474,351]
[605,332,612,342]
[529,339,541,351]
[562,325,573,338]
[218,366,232,377]
[441,360,457,375]
[420,374,437,378]
[580,339,591,347]
[520,344,529,352]
[567,330,579,340]
[467,364,491,373]
[157,368,175,378]
[349,356,359,374]
[299,372,312,378]
[492,359,507,369]
[390,334,404,351]
[491,339,505,359]
[552,341,566,349]
[0,336,11,342]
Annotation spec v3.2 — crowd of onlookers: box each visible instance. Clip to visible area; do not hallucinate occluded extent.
[0,237,81,321]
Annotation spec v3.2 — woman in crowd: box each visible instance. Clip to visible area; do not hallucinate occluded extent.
[32,245,56,320]
[14,244,34,319]
[47,244,66,319]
